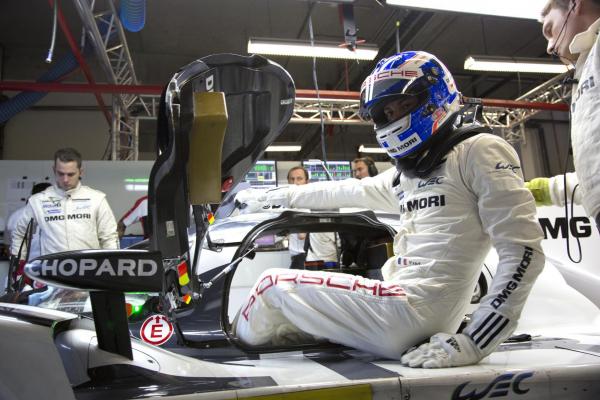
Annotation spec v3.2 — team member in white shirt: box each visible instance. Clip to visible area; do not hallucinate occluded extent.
[528,0,600,233]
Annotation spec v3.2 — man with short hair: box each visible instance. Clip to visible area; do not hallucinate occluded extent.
[286,166,310,269]
[351,156,378,179]
[529,0,600,232]
[286,166,309,185]
[285,166,339,268]
[11,148,119,257]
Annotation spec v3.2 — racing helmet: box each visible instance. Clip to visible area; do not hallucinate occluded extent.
[360,51,461,159]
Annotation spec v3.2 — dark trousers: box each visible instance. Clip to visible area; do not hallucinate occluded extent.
[290,253,306,269]
[596,214,600,235]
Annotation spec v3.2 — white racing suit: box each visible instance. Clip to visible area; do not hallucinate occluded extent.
[545,173,582,207]
[235,133,545,360]
[568,17,600,230]
[536,18,600,230]
[11,183,119,257]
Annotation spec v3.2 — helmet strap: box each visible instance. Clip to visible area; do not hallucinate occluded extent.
[396,113,490,178]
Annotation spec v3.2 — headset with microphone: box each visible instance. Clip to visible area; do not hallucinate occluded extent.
[548,0,577,58]
[353,157,378,177]
[365,157,378,177]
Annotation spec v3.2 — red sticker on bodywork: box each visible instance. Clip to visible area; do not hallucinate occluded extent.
[140,315,174,346]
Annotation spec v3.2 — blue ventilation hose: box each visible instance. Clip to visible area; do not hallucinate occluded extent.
[119,0,146,32]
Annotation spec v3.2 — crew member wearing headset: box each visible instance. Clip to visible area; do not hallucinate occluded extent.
[351,156,379,179]
[528,0,600,233]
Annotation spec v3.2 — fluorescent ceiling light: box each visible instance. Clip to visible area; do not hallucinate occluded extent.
[358,145,386,154]
[386,0,547,20]
[248,38,379,60]
[464,55,572,74]
[266,144,302,152]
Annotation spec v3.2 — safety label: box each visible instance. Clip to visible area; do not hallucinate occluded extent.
[140,315,174,346]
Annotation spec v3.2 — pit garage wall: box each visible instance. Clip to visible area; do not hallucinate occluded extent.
[2,110,109,160]
[0,92,158,161]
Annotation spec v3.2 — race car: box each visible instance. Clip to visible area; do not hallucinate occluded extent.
[1,53,600,400]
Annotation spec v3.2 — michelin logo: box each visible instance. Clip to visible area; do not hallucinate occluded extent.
[30,258,158,277]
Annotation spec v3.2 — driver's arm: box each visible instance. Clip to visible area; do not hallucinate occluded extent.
[96,196,119,249]
[402,134,545,368]
[462,135,545,356]
[272,167,398,213]
[10,204,34,258]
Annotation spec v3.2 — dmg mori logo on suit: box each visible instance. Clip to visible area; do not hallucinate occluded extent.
[571,75,595,113]
[30,258,158,277]
[45,213,91,222]
[491,247,533,309]
[399,195,446,213]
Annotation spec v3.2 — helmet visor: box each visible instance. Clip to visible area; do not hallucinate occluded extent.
[362,76,431,128]
[370,92,428,129]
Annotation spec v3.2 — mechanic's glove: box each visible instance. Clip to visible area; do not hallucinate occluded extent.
[234,187,290,214]
[524,178,552,206]
[28,285,55,307]
[401,333,483,368]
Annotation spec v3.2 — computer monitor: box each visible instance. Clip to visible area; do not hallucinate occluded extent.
[302,160,352,182]
[244,160,278,189]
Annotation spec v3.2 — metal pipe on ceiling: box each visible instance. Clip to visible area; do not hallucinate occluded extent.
[0,81,163,95]
[0,82,569,112]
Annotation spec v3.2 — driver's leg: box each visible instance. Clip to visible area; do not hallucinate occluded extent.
[234,273,308,345]
[235,268,433,359]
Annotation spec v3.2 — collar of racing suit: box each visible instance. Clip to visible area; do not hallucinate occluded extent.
[395,113,491,179]
[571,16,600,78]
[53,182,82,198]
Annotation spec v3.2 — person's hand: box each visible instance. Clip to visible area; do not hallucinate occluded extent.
[235,187,292,214]
[525,178,552,206]
[117,221,126,238]
[401,333,482,368]
[27,285,55,306]
[234,188,270,214]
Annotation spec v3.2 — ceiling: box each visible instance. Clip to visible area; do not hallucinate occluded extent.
[0,0,557,160]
